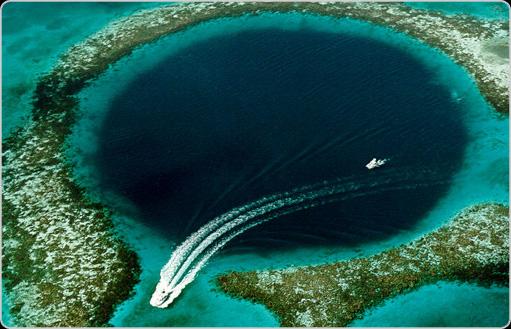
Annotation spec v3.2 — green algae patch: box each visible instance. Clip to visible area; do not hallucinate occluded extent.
[217,204,509,327]
[2,2,508,327]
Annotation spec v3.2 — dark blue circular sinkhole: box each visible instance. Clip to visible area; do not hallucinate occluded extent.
[96,28,467,252]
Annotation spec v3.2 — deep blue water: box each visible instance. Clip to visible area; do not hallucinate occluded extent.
[96,28,467,252]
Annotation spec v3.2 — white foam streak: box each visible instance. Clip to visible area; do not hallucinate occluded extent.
[151,169,445,307]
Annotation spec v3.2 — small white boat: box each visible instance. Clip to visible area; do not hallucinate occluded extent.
[365,158,388,170]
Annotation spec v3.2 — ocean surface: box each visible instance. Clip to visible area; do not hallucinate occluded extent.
[95,28,465,250]
[2,2,509,327]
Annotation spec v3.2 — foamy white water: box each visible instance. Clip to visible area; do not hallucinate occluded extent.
[150,168,447,308]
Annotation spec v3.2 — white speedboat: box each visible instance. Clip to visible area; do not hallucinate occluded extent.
[365,158,388,170]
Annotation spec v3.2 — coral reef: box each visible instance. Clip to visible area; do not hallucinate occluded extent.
[217,204,509,327]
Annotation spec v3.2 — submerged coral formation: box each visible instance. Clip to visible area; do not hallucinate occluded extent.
[2,2,508,326]
[217,204,509,327]
[2,119,140,326]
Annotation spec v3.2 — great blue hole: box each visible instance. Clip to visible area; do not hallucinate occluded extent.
[95,28,467,252]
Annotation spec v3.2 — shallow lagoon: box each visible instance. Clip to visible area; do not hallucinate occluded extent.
[67,12,508,327]
[1,1,169,139]
[350,281,509,327]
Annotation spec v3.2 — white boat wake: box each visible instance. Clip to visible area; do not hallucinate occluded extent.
[150,168,445,308]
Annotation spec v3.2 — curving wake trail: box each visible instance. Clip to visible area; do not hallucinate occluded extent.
[150,168,448,308]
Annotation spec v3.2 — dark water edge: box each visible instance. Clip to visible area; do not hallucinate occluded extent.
[94,28,467,253]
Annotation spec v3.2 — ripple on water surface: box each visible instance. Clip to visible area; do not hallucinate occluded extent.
[94,28,467,252]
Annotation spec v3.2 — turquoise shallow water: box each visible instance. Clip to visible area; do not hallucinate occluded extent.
[1,282,12,327]
[405,1,509,20]
[350,281,509,327]
[67,11,508,327]
[1,2,169,139]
